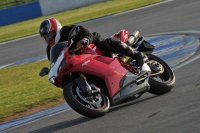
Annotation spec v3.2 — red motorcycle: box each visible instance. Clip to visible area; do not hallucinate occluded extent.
[42,26,175,118]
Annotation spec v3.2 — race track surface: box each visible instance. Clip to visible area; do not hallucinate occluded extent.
[1,0,200,132]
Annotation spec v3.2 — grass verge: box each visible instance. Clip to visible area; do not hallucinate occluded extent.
[0,60,64,123]
[0,0,161,123]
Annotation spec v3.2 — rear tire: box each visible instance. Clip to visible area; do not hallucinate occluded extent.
[63,82,110,118]
[146,54,175,95]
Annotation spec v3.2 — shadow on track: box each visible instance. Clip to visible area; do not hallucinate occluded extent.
[109,95,158,112]
[28,95,157,133]
[27,117,92,133]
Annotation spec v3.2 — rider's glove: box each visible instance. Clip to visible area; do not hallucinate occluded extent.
[77,38,89,47]
[39,67,50,77]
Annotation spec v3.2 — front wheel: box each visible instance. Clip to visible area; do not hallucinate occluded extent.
[146,54,175,95]
[63,82,110,118]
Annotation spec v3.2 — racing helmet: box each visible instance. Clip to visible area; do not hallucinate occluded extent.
[39,17,62,46]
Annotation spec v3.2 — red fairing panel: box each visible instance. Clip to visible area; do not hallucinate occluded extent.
[68,55,127,98]
[87,44,104,55]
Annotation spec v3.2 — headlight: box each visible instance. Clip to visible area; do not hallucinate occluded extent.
[49,76,56,84]
[57,59,66,74]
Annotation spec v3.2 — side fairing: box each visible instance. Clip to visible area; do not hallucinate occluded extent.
[68,56,128,97]
[48,50,65,80]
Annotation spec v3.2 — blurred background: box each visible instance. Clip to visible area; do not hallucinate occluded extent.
[0,0,106,26]
[0,0,36,9]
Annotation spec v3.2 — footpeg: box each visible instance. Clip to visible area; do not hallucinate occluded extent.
[134,71,150,85]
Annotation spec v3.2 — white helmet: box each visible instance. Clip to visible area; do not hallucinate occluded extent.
[39,17,62,46]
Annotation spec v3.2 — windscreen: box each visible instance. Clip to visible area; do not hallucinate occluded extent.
[50,41,68,64]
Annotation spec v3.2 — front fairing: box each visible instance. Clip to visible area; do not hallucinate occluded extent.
[48,41,68,83]
[50,41,68,65]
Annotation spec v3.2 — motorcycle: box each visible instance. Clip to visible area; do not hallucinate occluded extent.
[41,26,175,118]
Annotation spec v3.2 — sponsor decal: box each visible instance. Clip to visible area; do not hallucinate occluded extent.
[82,60,90,66]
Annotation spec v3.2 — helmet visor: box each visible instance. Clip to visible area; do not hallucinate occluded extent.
[41,31,56,43]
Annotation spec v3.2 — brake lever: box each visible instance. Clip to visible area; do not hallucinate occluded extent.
[69,45,84,55]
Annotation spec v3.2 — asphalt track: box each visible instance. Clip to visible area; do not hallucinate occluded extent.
[1,0,200,132]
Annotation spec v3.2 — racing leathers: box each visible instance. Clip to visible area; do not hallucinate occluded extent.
[46,25,144,67]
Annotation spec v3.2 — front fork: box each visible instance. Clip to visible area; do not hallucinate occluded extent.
[74,73,100,95]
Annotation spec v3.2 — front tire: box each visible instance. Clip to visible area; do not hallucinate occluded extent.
[63,82,110,118]
[146,54,175,95]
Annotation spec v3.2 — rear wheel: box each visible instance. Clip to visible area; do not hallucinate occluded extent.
[146,54,175,95]
[63,82,110,118]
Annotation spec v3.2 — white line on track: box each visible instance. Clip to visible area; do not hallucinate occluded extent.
[0,34,39,46]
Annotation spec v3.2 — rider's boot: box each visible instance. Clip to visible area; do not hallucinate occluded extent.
[120,42,151,72]
[141,63,151,72]
[118,42,145,67]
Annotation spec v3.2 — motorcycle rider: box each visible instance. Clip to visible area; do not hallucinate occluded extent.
[39,17,146,76]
